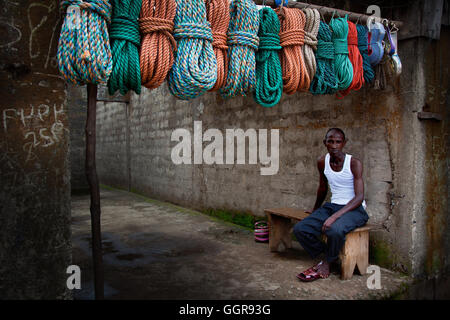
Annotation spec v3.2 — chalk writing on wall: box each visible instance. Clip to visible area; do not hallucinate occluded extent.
[2,104,68,162]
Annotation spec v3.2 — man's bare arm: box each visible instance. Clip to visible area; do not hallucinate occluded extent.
[312,156,328,212]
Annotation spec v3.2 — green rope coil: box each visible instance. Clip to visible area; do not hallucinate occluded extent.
[220,0,259,99]
[168,0,217,100]
[254,7,282,107]
[57,0,112,85]
[356,24,375,84]
[310,21,338,95]
[329,16,353,91]
[107,0,142,95]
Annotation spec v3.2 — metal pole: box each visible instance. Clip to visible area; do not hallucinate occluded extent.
[85,83,104,299]
[253,0,403,27]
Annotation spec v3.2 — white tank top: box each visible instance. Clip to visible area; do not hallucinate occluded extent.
[324,153,366,207]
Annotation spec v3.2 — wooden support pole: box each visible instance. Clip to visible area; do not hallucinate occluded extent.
[85,84,104,299]
[253,0,403,28]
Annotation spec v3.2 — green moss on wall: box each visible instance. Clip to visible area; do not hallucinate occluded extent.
[370,240,393,269]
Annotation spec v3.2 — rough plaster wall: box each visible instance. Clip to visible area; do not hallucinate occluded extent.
[0,0,71,299]
[421,27,450,278]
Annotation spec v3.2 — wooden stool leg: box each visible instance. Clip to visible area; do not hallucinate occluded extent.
[268,213,280,252]
[339,232,358,280]
[356,231,369,275]
[268,214,291,252]
[281,220,293,250]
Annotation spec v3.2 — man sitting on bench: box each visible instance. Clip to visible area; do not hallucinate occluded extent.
[294,128,369,282]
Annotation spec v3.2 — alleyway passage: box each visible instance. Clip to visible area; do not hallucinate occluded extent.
[72,187,412,300]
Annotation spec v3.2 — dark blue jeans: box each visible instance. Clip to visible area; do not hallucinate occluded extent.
[293,202,369,263]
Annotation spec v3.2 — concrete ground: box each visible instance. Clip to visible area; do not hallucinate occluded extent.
[71,187,413,300]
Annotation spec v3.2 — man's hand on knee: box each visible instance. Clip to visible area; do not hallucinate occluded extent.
[322,215,337,233]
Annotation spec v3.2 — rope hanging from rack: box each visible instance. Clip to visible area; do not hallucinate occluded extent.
[302,8,320,84]
[139,0,177,90]
[206,0,230,91]
[108,0,142,95]
[168,0,217,100]
[337,20,364,98]
[220,0,259,98]
[254,6,283,107]
[357,24,375,84]
[309,21,338,95]
[277,7,309,94]
[57,0,112,85]
[329,16,353,91]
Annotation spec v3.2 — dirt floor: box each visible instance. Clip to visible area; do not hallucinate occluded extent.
[71,187,413,300]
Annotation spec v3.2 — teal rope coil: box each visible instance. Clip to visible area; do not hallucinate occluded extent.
[356,24,375,84]
[108,0,142,95]
[220,0,259,99]
[329,16,353,91]
[168,0,217,100]
[57,0,112,85]
[310,21,338,95]
[254,7,282,107]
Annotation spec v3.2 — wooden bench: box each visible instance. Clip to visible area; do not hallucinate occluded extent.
[264,207,376,280]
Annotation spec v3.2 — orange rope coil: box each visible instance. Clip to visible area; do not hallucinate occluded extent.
[338,20,364,97]
[139,0,177,90]
[206,0,230,91]
[277,7,309,94]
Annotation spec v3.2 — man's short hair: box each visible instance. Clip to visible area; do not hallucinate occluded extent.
[325,128,346,140]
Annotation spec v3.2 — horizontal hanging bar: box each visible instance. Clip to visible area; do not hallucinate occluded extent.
[253,0,403,28]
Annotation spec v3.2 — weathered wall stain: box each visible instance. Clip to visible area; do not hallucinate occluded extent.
[0,0,71,299]
[422,27,450,277]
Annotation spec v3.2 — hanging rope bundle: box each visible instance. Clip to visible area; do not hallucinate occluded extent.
[356,24,375,84]
[139,0,177,90]
[254,7,283,107]
[329,16,353,91]
[57,0,112,85]
[107,0,142,95]
[337,20,364,98]
[206,0,230,91]
[302,8,320,83]
[168,0,217,100]
[220,0,259,99]
[277,8,308,94]
[309,21,338,95]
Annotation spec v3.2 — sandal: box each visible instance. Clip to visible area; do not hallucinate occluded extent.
[296,267,321,282]
[296,261,329,282]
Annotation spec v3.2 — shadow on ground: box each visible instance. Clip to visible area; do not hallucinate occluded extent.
[71,188,412,300]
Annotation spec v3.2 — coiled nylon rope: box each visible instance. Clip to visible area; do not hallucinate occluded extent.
[206,0,230,91]
[108,0,142,95]
[329,16,353,91]
[139,0,177,90]
[277,7,309,94]
[356,24,375,84]
[168,0,217,100]
[302,8,320,83]
[337,21,364,98]
[57,0,112,85]
[254,7,283,107]
[220,0,259,98]
[309,21,338,95]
